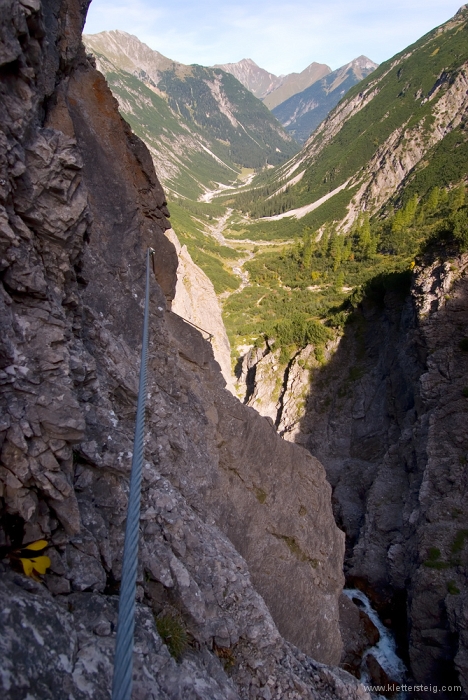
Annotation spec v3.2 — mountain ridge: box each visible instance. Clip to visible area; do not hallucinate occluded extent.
[213,57,284,99]
[272,56,378,143]
[214,57,332,109]
[232,7,468,230]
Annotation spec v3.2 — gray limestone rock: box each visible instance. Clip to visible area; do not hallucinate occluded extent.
[295,253,468,693]
[0,1,362,698]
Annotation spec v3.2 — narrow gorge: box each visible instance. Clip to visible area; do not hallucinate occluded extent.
[239,250,468,693]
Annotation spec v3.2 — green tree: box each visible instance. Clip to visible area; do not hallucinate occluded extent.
[452,206,468,251]
[353,214,377,260]
[426,186,440,214]
[328,231,345,271]
[449,184,466,212]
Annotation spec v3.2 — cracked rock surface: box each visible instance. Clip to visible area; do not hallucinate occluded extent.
[296,254,468,694]
[0,1,366,698]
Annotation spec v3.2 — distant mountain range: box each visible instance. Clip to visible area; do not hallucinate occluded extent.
[214,58,331,109]
[84,31,378,196]
[272,56,378,143]
[214,55,377,142]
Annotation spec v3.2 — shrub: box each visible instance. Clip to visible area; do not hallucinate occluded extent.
[271,314,331,351]
[452,206,468,252]
[424,546,449,569]
[156,613,189,660]
[451,529,468,555]
[447,580,460,595]
[214,644,236,671]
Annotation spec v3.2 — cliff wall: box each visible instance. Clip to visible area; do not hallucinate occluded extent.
[295,256,468,695]
[0,2,359,698]
[236,247,468,693]
[164,227,235,392]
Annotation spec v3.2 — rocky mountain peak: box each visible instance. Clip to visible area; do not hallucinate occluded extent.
[262,60,332,109]
[240,57,260,66]
[83,30,178,84]
[347,55,378,75]
[213,57,284,98]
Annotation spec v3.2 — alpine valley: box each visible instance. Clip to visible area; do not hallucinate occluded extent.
[0,1,468,700]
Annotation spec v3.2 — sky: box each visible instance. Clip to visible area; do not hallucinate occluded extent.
[84,0,462,74]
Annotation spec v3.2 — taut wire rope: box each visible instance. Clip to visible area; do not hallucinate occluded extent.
[111,247,154,700]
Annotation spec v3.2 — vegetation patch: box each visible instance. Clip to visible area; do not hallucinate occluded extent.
[253,486,268,504]
[424,547,450,570]
[271,532,318,567]
[447,580,461,595]
[155,612,189,660]
[168,200,241,294]
[451,529,468,555]
[214,643,236,672]
[226,177,468,358]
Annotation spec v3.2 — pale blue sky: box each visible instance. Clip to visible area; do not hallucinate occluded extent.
[84,0,462,74]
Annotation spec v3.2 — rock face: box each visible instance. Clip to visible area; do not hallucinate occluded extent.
[165,228,235,392]
[294,254,468,694]
[238,342,329,439]
[238,344,283,423]
[0,1,359,698]
[338,594,379,677]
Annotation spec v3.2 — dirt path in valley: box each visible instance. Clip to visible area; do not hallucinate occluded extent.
[199,179,293,302]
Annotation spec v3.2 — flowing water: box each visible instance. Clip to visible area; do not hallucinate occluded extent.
[343,588,408,698]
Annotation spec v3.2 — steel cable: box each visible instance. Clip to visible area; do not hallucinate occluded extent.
[111,248,153,700]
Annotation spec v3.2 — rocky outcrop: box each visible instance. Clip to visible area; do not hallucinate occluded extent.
[165,227,235,392]
[238,344,283,423]
[294,254,468,695]
[161,312,345,665]
[238,342,329,439]
[342,60,468,229]
[0,1,359,698]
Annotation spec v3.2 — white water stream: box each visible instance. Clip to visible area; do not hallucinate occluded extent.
[343,589,408,698]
